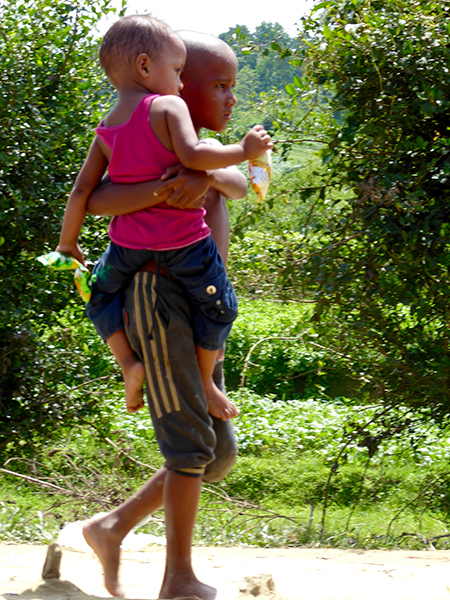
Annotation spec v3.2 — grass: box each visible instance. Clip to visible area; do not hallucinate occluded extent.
[2,300,450,550]
[2,388,450,549]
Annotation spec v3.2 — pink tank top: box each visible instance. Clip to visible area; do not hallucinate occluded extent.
[95,94,210,251]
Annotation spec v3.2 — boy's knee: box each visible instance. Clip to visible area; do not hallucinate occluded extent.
[203,418,238,482]
[203,448,237,482]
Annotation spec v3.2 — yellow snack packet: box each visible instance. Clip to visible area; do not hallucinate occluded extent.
[36,251,94,303]
[249,150,272,202]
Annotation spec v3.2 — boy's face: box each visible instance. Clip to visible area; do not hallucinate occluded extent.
[146,34,186,96]
[180,47,238,133]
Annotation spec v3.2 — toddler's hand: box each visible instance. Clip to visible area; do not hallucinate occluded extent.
[55,243,85,266]
[241,125,273,161]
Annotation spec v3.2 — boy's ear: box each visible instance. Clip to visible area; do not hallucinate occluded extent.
[136,53,152,77]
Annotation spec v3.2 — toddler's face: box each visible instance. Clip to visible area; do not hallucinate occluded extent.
[147,34,186,96]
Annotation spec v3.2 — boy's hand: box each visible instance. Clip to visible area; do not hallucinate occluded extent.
[55,243,85,266]
[241,125,273,161]
[155,165,211,209]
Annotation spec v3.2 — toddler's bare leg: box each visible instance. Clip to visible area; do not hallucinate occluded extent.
[82,467,166,597]
[195,346,239,421]
[107,329,145,413]
[159,471,216,600]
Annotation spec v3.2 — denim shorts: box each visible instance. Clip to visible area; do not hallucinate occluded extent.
[87,236,238,350]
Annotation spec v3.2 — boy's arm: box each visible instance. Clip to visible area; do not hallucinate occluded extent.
[160,96,272,170]
[86,171,207,216]
[193,166,247,200]
[57,137,107,263]
[154,164,247,206]
[203,190,230,265]
[87,164,247,216]
[87,177,173,216]
[198,139,247,200]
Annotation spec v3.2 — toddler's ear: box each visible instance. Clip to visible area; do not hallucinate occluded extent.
[136,53,152,77]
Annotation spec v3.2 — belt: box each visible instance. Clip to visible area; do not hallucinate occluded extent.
[139,258,179,282]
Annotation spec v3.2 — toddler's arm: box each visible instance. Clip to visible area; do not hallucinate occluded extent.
[57,137,107,263]
[154,96,273,171]
[87,176,174,216]
[155,138,247,204]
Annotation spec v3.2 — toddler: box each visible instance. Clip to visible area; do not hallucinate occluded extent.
[56,15,272,420]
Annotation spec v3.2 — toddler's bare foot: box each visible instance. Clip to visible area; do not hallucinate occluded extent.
[123,360,145,414]
[82,514,125,597]
[159,571,217,600]
[204,379,240,421]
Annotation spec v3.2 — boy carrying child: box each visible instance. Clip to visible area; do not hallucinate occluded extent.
[79,25,263,600]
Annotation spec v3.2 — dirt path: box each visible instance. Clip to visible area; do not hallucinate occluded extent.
[2,543,450,600]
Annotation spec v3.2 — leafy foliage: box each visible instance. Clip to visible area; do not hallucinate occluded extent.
[218,23,305,130]
[251,0,450,415]
[4,389,450,548]
[220,22,303,95]
[3,0,450,550]
[224,299,349,399]
[0,0,118,448]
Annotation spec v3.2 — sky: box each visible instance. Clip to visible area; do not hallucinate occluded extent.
[101,0,316,37]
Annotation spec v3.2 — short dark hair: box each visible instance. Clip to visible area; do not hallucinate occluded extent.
[99,15,173,79]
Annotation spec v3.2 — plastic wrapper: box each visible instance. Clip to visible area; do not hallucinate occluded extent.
[36,251,94,303]
[249,150,272,202]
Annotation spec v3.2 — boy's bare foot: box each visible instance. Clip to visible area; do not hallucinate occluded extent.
[159,571,217,600]
[204,379,240,421]
[82,514,125,597]
[123,360,145,414]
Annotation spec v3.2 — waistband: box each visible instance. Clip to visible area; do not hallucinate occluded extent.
[139,258,179,283]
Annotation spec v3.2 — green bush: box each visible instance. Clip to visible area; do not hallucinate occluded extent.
[273,0,450,414]
[225,299,353,398]
[0,0,118,449]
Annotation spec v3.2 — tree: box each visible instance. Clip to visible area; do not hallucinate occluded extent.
[219,25,257,70]
[220,22,304,95]
[274,0,450,415]
[252,22,298,93]
[0,0,119,449]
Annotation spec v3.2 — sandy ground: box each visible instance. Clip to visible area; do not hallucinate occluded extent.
[2,543,450,600]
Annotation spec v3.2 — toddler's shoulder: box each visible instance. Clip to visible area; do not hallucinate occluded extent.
[152,94,188,112]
